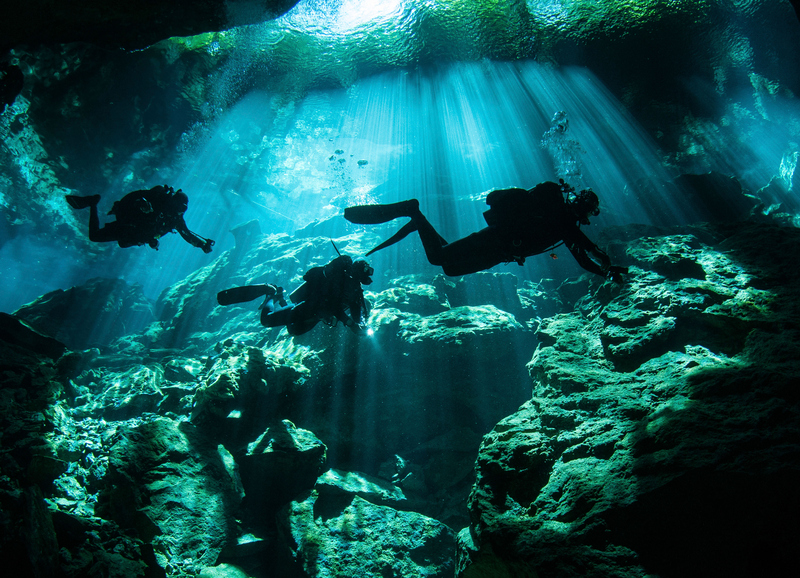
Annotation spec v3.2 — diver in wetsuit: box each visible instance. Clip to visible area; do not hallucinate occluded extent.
[344,180,626,282]
[66,185,214,253]
[216,255,374,336]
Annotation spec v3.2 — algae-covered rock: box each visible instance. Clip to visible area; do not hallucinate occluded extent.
[0,312,66,359]
[161,231,538,527]
[96,417,241,574]
[315,468,406,507]
[238,420,327,526]
[51,511,153,578]
[462,222,800,577]
[282,492,456,578]
[13,277,154,350]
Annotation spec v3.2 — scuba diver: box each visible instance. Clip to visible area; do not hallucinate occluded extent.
[65,185,214,253]
[216,254,374,336]
[344,180,627,282]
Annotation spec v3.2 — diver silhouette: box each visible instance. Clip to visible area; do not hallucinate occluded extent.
[344,180,627,282]
[66,185,214,253]
[216,254,374,336]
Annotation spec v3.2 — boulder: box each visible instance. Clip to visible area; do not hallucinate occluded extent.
[165,233,538,529]
[13,277,154,350]
[281,492,456,578]
[315,468,406,507]
[0,312,66,359]
[624,173,758,226]
[95,417,241,575]
[237,420,327,526]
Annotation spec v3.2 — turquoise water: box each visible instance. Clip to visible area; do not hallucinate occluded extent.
[2,1,800,311]
[2,3,800,577]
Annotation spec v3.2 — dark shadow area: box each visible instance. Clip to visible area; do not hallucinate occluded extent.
[605,469,800,577]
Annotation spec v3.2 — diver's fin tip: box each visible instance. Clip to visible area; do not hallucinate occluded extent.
[344,200,419,225]
[65,194,101,210]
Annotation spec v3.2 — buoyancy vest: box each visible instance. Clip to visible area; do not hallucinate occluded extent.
[483,181,572,257]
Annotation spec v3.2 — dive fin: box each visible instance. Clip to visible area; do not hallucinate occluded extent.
[344,199,420,224]
[65,194,101,210]
[366,221,419,256]
[217,285,275,306]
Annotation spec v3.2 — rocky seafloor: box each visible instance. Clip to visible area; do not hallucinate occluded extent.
[2,196,800,577]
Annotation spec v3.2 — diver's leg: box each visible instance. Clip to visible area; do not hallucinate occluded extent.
[431,229,506,276]
[282,301,318,335]
[344,199,420,224]
[360,203,451,260]
[217,285,276,306]
[408,210,450,266]
[87,205,121,243]
[89,205,120,243]
[349,200,456,268]
[65,194,115,243]
[287,317,319,336]
[261,304,294,328]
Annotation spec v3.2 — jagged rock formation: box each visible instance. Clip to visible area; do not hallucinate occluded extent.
[13,277,154,350]
[2,214,799,576]
[282,492,456,578]
[460,221,800,577]
[3,2,800,576]
[0,223,537,575]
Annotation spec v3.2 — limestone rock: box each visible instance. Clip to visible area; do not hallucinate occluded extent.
[282,492,456,578]
[238,420,327,526]
[199,563,254,578]
[96,417,241,574]
[316,468,406,507]
[13,277,154,350]
[51,512,153,578]
[0,312,66,359]
[462,222,800,577]
[624,173,758,226]
[191,344,309,444]
[165,232,537,527]
[66,354,204,420]
[673,172,757,223]
[21,485,60,577]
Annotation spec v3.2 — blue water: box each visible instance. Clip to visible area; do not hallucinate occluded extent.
[2,0,800,311]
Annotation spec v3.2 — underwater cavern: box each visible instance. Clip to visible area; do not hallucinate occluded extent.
[3,0,800,576]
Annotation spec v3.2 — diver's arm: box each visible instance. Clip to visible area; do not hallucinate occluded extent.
[348,291,364,326]
[338,286,366,333]
[334,308,356,327]
[565,228,612,277]
[176,218,214,253]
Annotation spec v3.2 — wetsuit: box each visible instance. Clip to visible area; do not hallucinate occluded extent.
[261,255,370,335]
[368,181,611,277]
[92,186,210,251]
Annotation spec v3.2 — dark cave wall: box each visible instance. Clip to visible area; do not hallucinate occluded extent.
[1,0,301,52]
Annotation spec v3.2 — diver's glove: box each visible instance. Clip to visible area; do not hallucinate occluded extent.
[607,265,628,284]
[350,322,367,335]
[202,239,215,254]
[275,286,288,308]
